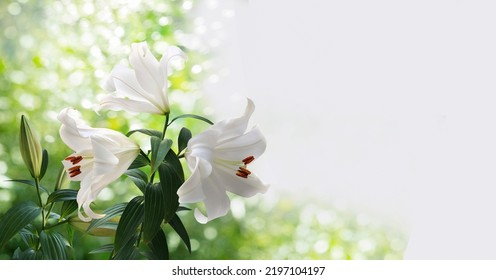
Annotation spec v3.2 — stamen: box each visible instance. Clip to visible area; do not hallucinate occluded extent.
[242,156,255,165]
[236,171,249,178]
[65,155,83,165]
[68,166,81,177]
[236,167,251,178]
[238,166,251,175]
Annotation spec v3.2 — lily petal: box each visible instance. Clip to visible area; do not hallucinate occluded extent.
[193,179,230,224]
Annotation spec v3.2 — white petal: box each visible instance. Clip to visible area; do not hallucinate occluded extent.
[99,95,164,115]
[58,108,93,152]
[129,42,166,108]
[215,126,266,161]
[193,178,230,223]
[213,164,269,197]
[211,98,255,142]
[177,158,206,203]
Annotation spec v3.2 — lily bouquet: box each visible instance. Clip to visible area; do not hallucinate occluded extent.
[0,42,268,260]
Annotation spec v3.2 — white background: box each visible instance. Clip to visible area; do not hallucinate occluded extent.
[197,0,496,259]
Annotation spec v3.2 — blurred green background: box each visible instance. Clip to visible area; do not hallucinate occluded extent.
[0,0,406,259]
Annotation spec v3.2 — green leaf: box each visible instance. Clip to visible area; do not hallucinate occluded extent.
[143,183,165,243]
[46,189,78,204]
[169,114,214,125]
[39,149,48,180]
[178,127,192,153]
[89,244,114,254]
[87,202,127,232]
[19,224,38,248]
[112,234,139,260]
[39,231,69,260]
[169,214,191,253]
[12,247,37,260]
[177,206,191,212]
[114,196,144,253]
[150,136,173,174]
[128,153,149,169]
[7,179,49,193]
[125,169,148,193]
[60,200,78,218]
[158,150,185,222]
[127,129,162,138]
[148,229,169,260]
[0,202,41,247]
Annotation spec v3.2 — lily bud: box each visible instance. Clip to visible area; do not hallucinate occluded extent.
[19,115,43,179]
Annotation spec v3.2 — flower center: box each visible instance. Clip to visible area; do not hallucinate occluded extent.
[236,156,255,179]
[65,155,83,177]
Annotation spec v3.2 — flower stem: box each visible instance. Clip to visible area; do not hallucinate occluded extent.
[162,113,170,140]
[34,177,46,229]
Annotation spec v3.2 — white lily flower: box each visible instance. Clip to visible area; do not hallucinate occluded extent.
[177,99,269,223]
[99,42,186,115]
[58,108,140,222]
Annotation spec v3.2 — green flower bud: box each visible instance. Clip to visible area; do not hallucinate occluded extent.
[19,115,43,179]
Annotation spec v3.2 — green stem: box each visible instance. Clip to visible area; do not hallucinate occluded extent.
[162,113,170,140]
[34,178,46,229]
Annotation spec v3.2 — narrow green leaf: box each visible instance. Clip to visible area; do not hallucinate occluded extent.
[169,114,214,125]
[87,202,127,232]
[148,229,169,260]
[169,214,191,253]
[0,202,41,247]
[46,189,78,204]
[89,244,114,254]
[60,200,78,218]
[177,206,191,212]
[112,235,140,260]
[128,153,149,169]
[125,169,148,193]
[39,149,49,180]
[40,231,69,260]
[158,150,185,223]
[19,225,38,248]
[7,179,49,193]
[127,129,163,138]
[114,196,144,253]
[12,248,37,260]
[143,183,165,243]
[150,136,173,174]
[177,127,192,153]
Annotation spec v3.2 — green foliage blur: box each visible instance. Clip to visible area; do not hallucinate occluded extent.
[0,0,406,259]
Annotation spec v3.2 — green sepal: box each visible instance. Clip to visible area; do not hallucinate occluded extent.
[0,201,41,247]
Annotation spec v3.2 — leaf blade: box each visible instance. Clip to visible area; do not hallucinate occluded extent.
[0,202,41,247]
